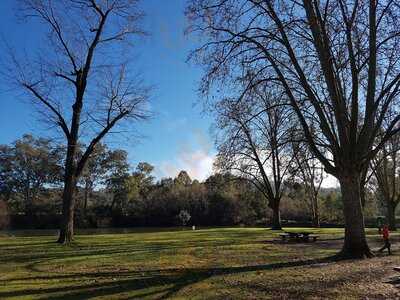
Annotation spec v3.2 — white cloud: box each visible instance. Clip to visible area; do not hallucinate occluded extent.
[159,150,214,181]
[157,129,215,181]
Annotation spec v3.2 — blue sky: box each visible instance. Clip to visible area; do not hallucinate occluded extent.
[0,0,216,181]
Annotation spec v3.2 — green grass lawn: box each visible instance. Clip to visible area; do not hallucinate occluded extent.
[0,227,399,299]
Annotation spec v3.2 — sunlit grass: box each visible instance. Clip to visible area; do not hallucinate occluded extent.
[0,227,398,299]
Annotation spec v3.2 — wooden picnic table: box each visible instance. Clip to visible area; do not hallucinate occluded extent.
[279,232,319,242]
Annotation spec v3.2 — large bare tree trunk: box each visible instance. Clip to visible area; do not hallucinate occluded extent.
[270,200,282,230]
[338,172,372,258]
[387,201,397,231]
[58,174,77,244]
[57,126,80,244]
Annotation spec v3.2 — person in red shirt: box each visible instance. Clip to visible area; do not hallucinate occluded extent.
[378,224,391,255]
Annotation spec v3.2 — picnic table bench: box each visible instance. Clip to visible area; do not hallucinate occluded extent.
[279,232,319,242]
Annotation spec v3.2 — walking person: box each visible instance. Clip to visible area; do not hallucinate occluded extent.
[378,224,391,255]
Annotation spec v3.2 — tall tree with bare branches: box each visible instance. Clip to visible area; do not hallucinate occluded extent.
[187,0,400,258]
[213,82,295,230]
[6,0,150,243]
[371,132,400,231]
[289,137,325,228]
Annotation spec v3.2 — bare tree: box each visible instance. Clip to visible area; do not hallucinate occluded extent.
[214,82,295,230]
[371,132,400,230]
[5,0,150,243]
[186,0,400,258]
[290,136,325,228]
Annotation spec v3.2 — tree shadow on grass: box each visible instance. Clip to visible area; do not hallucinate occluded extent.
[0,256,335,300]
[0,236,282,266]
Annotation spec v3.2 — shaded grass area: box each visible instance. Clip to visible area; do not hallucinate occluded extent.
[0,228,399,299]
